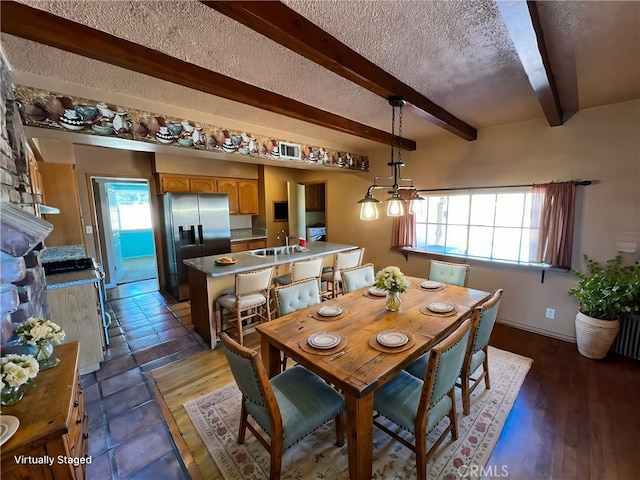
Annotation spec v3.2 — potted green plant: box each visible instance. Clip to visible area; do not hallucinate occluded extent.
[568,254,640,359]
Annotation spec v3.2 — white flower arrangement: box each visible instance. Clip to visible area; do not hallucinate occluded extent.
[374,266,407,293]
[1,353,39,389]
[15,317,66,346]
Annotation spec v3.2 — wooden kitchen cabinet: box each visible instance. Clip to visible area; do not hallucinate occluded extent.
[1,342,88,480]
[238,179,259,215]
[157,174,259,215]
[230,238,267,252]
[216,178,239,214]
[305,183,325,212]
[47,273,104,374]
[38,162,84,246]
[157,174,216,193]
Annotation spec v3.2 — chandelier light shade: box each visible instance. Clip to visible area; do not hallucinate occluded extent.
[358,192,381,220]
[386,193,405,216]
[357,96,423,220]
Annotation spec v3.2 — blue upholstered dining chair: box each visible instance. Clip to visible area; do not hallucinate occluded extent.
[274,278,322,369]
[373,319,472,480]
[405,289,504,415]
[460,289,503,414]
[341,262,375,293]
[220,332,345,480]
[427,259,470,287]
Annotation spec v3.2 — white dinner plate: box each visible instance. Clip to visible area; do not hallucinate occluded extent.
[0,415,20,447]
[368,287,387,297]
[308,332,341,349]
[405,281,412,288]
[377,331,409,348]
[427,302,454,313]
[421,280,444,289]
[317,306,342,317]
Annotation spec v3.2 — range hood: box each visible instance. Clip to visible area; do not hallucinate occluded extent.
[39,204,60,214]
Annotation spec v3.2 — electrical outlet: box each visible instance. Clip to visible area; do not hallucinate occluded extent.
[85,225,93,234]
[545,308,555,319]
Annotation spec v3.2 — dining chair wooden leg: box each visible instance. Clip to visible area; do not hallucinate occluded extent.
[270,436,284,480]
[238,401,248,444]
[483,346,491,389]
[448,389,459,440]
[415,428,428,480]
[334,411,345,446]
[461,370,471,416]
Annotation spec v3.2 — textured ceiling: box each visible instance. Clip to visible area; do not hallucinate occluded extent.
[1,0,639,152]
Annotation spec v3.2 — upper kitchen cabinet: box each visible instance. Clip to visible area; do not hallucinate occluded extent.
[157,174,259,215]
[238,179,259,215]
[157,173,215,194]
[305,183,326,212]
[38,162,84,246]
[216,178,239,214]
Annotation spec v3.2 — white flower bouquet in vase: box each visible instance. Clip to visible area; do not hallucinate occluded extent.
[15,317,66,370]
[374,266,408,311]
[1,354,39,405]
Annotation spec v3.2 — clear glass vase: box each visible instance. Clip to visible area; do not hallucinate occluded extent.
[1,385,24,406]
[36,339,60,370]
[385,291,402,312]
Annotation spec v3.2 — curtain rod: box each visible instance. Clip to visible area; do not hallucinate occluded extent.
[414,180,592,193]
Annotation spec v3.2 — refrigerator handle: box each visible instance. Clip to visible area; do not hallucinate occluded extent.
[189,225,197,245]
[197,224,204,246]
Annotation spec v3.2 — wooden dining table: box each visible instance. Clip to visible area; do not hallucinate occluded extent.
[256,276,491,480]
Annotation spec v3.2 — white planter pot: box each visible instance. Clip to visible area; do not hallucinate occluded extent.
[575,311,620,359]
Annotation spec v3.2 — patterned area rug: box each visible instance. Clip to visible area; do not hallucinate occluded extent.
[184,347,532,480]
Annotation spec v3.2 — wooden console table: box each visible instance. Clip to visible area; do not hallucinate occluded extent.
[1,341,88,480]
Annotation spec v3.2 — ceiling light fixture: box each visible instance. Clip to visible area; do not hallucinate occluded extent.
[358,97,424,220]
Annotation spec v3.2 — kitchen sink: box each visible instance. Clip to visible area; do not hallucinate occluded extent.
[248,245,309,256]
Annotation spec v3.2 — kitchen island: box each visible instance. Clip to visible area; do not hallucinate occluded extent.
[184,242,358,347]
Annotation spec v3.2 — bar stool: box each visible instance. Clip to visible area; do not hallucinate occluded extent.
[321,248,364,299]
[273,257,324,288]
[216,266,274,345]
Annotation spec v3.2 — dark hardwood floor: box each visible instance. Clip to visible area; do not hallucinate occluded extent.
[487,323,640,480]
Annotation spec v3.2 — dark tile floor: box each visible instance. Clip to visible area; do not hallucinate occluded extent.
[83,280,208,479]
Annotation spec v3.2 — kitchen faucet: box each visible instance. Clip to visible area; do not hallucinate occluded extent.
[277,229,289,247]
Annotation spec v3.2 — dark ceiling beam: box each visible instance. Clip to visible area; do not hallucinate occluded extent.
[0,1,416,150]
[497,0,563,126]
[202,1,477,142]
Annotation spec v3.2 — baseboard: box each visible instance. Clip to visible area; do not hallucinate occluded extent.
[497,319,576,343]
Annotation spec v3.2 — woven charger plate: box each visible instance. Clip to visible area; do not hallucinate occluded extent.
[310,307,348,321]
[369,330,416,353]
[420,304,458,317]
[299,335,347,355]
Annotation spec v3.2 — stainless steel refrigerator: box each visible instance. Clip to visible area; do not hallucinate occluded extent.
[161,193,231,301]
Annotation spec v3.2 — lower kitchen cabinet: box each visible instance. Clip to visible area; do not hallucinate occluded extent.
[1,342,89,480]
[47,277,105,374]
[230,239,267,252]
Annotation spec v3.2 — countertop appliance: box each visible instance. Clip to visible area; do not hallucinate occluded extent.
[307,226,326,242]
[161,193,231,301]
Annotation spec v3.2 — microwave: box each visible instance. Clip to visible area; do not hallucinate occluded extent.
[278,141,301,160]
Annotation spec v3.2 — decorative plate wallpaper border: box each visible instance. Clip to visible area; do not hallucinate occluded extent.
[13,85,369,171]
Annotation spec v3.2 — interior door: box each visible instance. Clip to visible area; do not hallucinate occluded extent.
[287,182,306,240]
[106,185,125,284]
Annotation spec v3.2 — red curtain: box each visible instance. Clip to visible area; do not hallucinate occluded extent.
[531,182,576,268]
[391,189,417,247]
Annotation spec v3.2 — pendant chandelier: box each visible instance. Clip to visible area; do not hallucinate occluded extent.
[358,97,424,220]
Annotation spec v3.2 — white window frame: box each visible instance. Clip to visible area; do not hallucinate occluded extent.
[414,188,550,268]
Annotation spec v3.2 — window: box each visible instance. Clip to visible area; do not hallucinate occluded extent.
[414,189,545,265]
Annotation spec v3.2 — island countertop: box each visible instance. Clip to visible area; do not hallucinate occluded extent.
[183,242,358,277]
